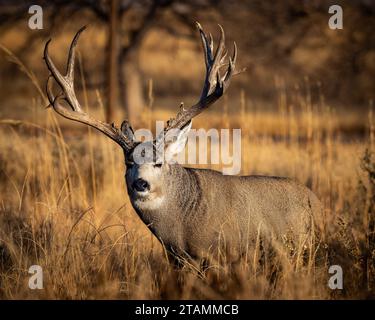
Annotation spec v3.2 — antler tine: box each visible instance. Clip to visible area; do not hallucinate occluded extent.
[209,34,214,55]
[197,22,213,69]
[44,39,64,96]
[46,75,55,105]
[222,42,237,88]
[212,24,225,67]
[66,25,86,82]
[220,48,228,64]
[44,27,136,151]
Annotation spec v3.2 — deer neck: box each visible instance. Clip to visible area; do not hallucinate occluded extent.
[164,164,202,216]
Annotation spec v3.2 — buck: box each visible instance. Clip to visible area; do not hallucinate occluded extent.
[44,24,321,266]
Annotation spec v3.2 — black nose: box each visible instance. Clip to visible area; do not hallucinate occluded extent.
[132,178,150,192]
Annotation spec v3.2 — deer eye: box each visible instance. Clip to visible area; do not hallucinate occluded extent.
[153,163,162,168]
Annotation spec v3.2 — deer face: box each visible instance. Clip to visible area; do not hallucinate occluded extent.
[125,123,191,207]
[125,142,164,199]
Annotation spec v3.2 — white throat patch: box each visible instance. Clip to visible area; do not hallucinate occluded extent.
[134,195,165,211]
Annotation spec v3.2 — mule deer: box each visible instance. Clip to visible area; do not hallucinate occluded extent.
[44,24,321,265]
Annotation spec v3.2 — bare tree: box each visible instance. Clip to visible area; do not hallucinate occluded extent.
[108,0,119,122]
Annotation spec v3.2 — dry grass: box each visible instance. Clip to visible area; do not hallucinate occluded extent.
[0,47,374,300]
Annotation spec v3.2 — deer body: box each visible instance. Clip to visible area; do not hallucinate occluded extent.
[44,23,321,265]
[126,163,320,260]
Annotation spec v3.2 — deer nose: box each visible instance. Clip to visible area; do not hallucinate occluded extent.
[132,178,150,192]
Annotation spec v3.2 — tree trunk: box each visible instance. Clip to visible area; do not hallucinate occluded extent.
[107,0,118,122]
[119,49,145,125]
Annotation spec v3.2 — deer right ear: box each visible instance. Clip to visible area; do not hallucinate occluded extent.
[164,121,192,162]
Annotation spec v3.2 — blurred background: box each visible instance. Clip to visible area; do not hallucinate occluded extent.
[0,0,374,127]
[0,0,374,299]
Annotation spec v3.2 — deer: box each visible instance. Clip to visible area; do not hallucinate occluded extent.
[44,23,322,268]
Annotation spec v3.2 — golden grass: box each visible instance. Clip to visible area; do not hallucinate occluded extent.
[0,46,374,300]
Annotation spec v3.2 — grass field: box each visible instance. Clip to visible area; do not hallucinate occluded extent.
[0,48,374,299]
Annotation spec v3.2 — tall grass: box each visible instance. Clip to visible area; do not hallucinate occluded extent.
[0,46,374,299]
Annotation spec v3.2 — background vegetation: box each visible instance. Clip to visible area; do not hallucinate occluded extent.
[0,0,374,299]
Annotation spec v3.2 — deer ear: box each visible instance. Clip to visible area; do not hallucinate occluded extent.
[164,121,192,162]
[121,120,135,142]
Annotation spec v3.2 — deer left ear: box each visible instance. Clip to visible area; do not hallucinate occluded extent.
[121,120,135,141]
[164,121,192,162]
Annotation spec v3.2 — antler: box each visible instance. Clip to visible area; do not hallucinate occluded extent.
[44,26,136,150]
[163,22,238,133]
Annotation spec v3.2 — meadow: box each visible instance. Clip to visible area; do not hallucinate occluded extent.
[0,45,374,299]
